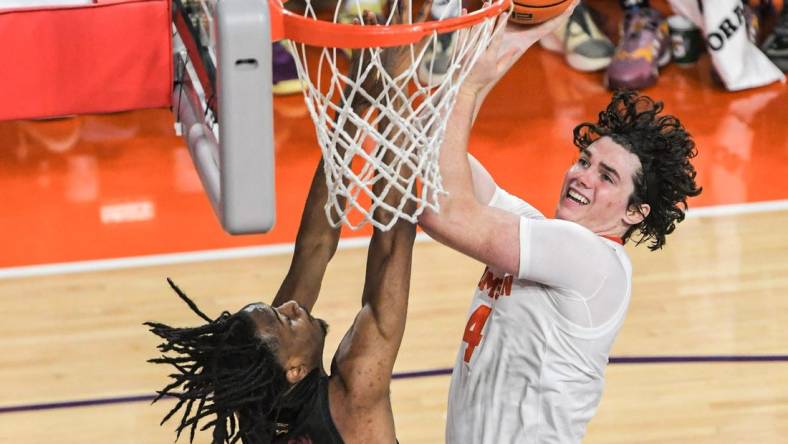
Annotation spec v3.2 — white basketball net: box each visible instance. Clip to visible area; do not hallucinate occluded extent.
[286,0,500,231]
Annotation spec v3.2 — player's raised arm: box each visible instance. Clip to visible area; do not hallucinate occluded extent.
[417,17,521,275]
[333,155,417,356]
[326,5,426,440]
[328,152,417,442]
[271,21,390,309]
[271,159,342,310]
[418,8,578,275]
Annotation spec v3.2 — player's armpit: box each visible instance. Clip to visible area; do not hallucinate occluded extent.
[332,307,403,406]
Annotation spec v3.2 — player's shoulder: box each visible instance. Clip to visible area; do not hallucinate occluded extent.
[533,218,626,259]
[536,217,598,239]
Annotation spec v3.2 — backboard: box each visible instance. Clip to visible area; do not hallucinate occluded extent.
[172,0,275,234]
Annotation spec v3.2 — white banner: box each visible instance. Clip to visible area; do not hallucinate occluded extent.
[668,0,784,91]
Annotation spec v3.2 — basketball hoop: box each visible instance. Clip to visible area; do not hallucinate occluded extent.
[269,0,510,231]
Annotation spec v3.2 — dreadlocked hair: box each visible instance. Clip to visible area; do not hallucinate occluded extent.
[145,278,290,444]
[573,91,702,250]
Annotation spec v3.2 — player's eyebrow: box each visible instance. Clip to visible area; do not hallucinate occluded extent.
[599,162,621,182]
[582,149,621,182]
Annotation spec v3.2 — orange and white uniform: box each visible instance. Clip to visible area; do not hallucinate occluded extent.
[446,187,633,444]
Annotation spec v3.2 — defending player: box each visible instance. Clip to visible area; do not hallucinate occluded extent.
[418,12,702,443]
[145,6,426,443]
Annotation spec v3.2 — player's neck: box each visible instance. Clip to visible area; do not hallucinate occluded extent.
[587,222,628,245]
[600,234,624,245]
[554,212,629,243]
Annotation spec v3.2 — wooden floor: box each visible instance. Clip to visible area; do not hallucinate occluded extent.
[2,210,788,443]
[2,1,788,442]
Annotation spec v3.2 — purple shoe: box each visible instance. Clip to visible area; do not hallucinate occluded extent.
[606,7,671,90]
[272,41,303,96]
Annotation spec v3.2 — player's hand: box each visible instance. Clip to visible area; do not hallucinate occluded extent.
[346,11,385,112]
[380,0,434,78]
[461,0,579,98]
[346,1,434,111]
[460,10,510,95]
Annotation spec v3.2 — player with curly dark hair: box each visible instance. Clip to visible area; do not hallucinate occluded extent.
[572,90,701,250]
[417,13,701,443]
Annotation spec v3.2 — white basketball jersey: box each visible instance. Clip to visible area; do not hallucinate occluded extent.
[446,188,633,444]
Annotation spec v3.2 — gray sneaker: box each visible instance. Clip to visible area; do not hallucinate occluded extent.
[418,31,457,86]
[418,0,461,86]
[539,2,615,72]
[762,9,788,72]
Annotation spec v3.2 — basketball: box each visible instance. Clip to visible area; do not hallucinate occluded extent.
[509,0,574,25]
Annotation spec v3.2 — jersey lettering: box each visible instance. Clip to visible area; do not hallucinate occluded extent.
[477,267,513,300]
[462,304,492,363]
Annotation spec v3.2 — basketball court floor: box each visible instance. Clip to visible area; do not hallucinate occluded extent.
[2,4,788,443]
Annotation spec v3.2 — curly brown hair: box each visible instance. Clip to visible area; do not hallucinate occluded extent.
[573,91,702,250]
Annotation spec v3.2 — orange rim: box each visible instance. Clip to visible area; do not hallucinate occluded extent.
[269,0,511,48]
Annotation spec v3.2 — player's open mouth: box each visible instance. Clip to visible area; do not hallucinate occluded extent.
[566,189,590,205]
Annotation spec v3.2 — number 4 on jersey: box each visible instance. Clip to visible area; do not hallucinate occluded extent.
[462,305,492,363]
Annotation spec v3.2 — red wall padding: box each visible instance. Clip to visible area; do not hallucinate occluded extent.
[0,0,171,121]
